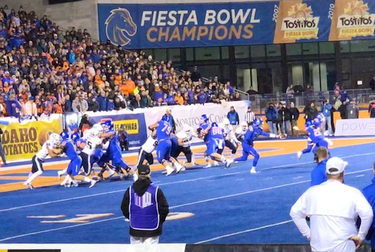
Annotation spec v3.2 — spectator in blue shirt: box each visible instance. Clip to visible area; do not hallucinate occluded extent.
[227,106,239,125]
[362,162,375,251]
[310,147,329,187]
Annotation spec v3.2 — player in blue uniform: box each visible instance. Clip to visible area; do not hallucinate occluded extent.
[59,131,83,187]
[202,121,233,168]
[197,114,219,168]
[296,120,331,160]
[57,132,84,179]
[148,120,184,176]
[97,120,132,180]
[234,118,280,174]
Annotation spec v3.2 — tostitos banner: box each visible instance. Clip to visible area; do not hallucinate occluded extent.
[329,0,375,41]
[273,0,334,43]
[1,118,62,162]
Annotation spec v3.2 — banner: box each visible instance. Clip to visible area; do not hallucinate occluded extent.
[88,113,147,148]
[143,101,250,133]
[329,0,375,41]
[97,2,277,49]
[1,119,62,162]
[335,118,375,136]
[274,0,334,43]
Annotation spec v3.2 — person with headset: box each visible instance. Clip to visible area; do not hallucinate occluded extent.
[310,147,329,187]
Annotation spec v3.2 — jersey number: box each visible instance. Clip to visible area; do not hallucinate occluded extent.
[313,129,322,137]
[87,141,93,149]
[162,124,172,135]
[212,127,221,135]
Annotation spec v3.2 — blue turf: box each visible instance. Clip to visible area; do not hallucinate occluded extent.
[0,141,375,244]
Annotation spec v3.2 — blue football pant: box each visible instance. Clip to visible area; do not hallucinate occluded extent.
[234,143,260,167]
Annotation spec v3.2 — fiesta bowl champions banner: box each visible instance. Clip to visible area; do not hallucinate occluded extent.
[329,0,375,41]
[97,2,278,48]
[1,119,62,162]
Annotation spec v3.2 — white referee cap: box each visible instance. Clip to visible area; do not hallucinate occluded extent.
[326,157,348,175]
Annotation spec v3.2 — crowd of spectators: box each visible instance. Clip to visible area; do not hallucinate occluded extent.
[0,5,243,120]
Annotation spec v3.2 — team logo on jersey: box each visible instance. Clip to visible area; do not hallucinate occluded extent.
[105,8,137,46]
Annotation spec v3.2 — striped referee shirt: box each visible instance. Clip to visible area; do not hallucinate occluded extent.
[245,111,255,124]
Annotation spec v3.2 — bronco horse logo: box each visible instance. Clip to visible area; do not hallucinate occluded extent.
[105,8,137,46]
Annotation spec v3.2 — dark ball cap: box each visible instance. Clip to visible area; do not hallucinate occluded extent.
[137,164,150,175]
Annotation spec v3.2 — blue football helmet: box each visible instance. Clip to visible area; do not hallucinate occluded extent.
[60,131,70,141]
[201,114,209,123]
[70,132,80,144]
[305,120,314,128]
[211,122,218,127]
[101,120,114,132]
[253,118,263,127]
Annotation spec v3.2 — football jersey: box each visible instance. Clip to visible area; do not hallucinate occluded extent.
[142,136,158,153]
[176,131,193,148]
[36,140,54,160]
[156,120,172,141]
[82,136,102,155]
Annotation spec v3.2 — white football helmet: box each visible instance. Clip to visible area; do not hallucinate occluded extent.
[90,129,100,138]
[183,124,191,133]
[241,121,248,130]
[49,133,62,147]
[92,124,104,133]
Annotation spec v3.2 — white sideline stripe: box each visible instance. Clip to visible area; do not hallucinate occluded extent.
[1,150,373,213]
[195,220,293,244]
[0,168,371,242]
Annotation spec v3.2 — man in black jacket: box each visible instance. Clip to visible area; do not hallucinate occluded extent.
[121,164,169,244]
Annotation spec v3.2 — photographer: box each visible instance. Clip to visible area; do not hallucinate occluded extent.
[118,125,129,151]
[265,103,277,134]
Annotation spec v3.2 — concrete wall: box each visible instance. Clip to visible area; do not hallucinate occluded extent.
[0,0,99,40]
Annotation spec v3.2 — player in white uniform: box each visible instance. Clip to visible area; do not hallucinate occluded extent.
[79,128,102,188]
[24,133,62,189]
[136,129,157,167]
[235,121,248,142]
[172,124,197,166]
[219,118,240,160]
[133,129,158,181]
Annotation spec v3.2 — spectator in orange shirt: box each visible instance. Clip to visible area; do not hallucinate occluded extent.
[125,77,136,95]
[175,91,184,105]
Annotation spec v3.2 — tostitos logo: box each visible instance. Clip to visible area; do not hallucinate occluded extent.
[336,0,375,37]
[105,8,137,46]
[280,3,319,40]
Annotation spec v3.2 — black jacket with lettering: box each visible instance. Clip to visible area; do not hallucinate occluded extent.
[121,178,169,238]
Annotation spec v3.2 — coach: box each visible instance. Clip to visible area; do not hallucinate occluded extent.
[290,157,373,252]
[121,164,169,244]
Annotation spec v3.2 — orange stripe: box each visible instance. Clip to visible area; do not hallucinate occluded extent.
[0,138,373,193]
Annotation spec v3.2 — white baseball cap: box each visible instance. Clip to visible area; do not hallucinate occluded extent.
[326,157,348,175]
